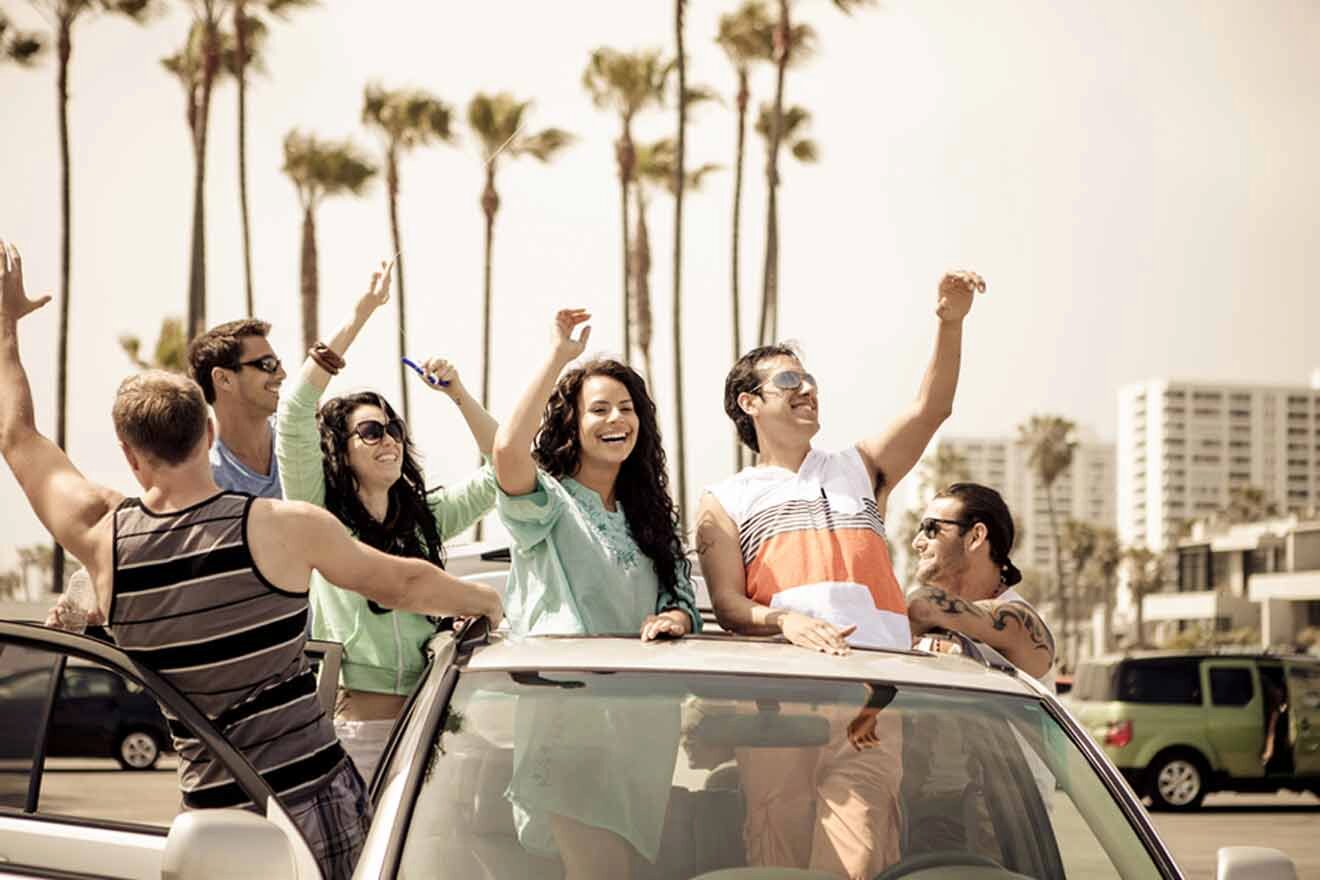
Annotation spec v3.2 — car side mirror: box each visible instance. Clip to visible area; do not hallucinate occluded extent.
[1216,846,1297,880]
[162,809,299,880]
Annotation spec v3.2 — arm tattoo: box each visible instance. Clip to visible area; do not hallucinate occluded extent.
[988,603,1055,656]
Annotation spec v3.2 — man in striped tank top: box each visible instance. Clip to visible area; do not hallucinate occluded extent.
[0,240,503,880]
[695,270,985,879]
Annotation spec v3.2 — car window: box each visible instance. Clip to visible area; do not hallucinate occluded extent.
[0,642,182,829]
[396,671,1164,879]
[1209,667,1254,707]
[1117,661,1201,705]
[1072,662,1115,702]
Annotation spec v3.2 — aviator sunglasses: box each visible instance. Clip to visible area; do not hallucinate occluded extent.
[233,354,282,375]
[351,418,406,445]
[760,370,818,393]
[918,517,971,539]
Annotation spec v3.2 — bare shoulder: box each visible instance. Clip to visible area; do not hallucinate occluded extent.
[695,492,738,543]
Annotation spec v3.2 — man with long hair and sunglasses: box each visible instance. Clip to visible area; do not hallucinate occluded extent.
[694,270,983,880]
[188,318,288,499]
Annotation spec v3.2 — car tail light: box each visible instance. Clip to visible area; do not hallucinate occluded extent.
[1104,719,1133,748]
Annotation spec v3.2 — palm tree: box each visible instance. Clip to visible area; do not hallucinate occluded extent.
[582,47,672,364]
[282,131,377,352]
[466,93,573,414]
[760,0,871,346]
[162,7,234,342]
[362,84,456,423]
[1093,526,1121,654]
[119,317,188,373]
[1061,519,1098,665]
[1123,545,1163,648]
[630,137,720,387]
[673,0,689,531]
[232,0,314,318]
[1,10,43,64]
[30,0,155,596]
[1017,415,1077,657]
[754,102,818,344]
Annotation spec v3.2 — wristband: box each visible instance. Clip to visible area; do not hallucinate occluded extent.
[309,343,345,375]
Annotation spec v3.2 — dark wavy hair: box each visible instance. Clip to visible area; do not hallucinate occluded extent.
[316,391,445,568]
[934,482,1022,587]
[533,358,690,593]
[723,343,801,453]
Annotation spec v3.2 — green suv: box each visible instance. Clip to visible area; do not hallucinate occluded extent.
[1068,651,1320,811]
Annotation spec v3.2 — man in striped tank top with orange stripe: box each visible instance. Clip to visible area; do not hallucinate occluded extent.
[0,240,503,880]
[696,269,985,879]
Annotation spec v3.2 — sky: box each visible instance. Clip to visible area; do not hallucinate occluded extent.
[0,0,1316,575]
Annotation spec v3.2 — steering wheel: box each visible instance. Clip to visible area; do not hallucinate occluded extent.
[872,850,1005,880]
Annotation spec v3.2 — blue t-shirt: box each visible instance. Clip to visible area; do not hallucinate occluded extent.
[210,420,282,499]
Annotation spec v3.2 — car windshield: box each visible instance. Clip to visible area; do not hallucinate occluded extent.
[396,669,1166,879]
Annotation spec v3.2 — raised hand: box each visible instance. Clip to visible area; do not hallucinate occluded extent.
[552,308,591,363]
[419,356,462,399]
[0,241,52,322]
[353,258,394,323]
[935,270,985,322]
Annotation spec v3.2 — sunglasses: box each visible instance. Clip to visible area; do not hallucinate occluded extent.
[351,418,406,445]
[760,370,818,393]
[233,355,282,375]
[918,517,971,539]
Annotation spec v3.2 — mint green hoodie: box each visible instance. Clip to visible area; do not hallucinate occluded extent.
[276,376,496,695]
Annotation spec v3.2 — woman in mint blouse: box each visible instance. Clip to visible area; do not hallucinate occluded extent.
[491,308,700,878]
[276,260,501,782]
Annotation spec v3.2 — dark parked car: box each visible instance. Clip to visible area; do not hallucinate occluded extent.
[0,659,171,770]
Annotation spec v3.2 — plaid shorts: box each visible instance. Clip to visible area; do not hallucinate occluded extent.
[286,759,374,880]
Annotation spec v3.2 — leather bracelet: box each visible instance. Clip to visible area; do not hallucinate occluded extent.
[309,343,345,375]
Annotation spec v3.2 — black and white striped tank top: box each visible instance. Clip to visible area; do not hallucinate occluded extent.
[109,492,345,809]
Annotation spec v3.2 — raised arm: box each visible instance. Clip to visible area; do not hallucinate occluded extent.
[491,309,590,496]
[297,259,394,393]
[907,585,1054,679]
[855,271,984,508]
[0,241,121,588]
[416,356,498,457]
[695,492,852,655]
[253,500,504,626]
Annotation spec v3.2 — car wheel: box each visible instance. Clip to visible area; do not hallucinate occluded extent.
[115,729,160,771]
[1147,750,1208,811]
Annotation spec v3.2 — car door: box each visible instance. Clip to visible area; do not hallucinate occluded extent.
[0,622,325,880]
[1284,660,1320,777]
[1200,659,1264,780]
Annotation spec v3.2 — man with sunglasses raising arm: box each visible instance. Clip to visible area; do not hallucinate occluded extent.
[188,318,288,499]
[0,241,502,879]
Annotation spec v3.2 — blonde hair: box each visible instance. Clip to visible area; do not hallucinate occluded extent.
[112,371,208,465]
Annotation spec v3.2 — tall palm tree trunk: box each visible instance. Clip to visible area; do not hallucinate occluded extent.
[616,130,635,363]
[672,0,689,532]
[186,23,219,341]
[476,171,499,543]
[1102,573,1115,653]
[299,203,318,353]
[631,188,654,388]
[52,14,73,595]
[385,151,410,422]
[759,0,790,346]
[235,0,255,317]
[731,68,748,469]
[1045,486,1069,665]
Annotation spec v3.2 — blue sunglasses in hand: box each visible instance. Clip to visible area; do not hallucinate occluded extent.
[402,357,451,388]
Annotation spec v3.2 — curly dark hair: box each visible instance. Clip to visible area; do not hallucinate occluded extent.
[533,358,690,594]
[723,343,801,453]
[316,391,445,570]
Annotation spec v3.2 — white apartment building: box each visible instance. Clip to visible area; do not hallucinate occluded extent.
[932,433,1116,574]
[1117,378,1320,557]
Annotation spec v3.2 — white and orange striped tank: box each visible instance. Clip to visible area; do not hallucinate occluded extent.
[706,446,911,650]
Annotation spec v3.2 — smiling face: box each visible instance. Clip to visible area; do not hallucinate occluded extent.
[576,374,640,469]
[912,496,975,588]
[741,354,820,447]
[345,403,405,490]
[217,335,285,417]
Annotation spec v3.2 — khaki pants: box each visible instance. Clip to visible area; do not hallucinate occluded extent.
[735,708,903,879]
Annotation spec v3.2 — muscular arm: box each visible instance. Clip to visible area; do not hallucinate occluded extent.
[907,585,1055,679]
[251,500,504,625]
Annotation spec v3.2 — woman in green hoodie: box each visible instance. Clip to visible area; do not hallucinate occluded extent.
[277,261,500,782]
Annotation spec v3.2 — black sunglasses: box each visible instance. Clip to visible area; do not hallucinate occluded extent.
[918,517,972,539]
[760,369,818,393]
[351,418,406,445]
[233,354,282,375]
